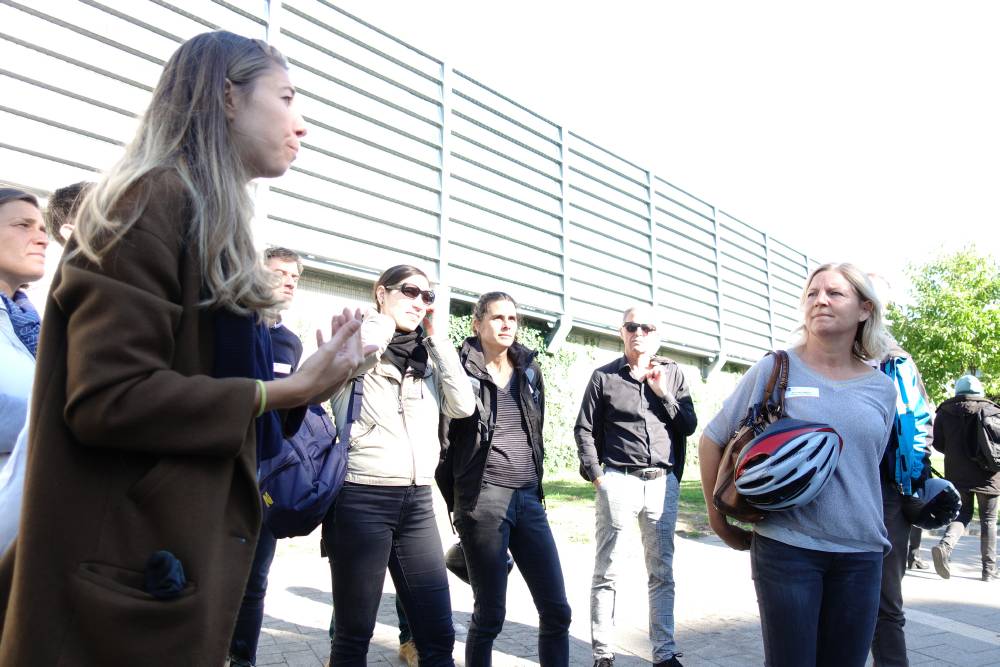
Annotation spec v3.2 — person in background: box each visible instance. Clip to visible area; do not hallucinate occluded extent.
[228,247,305,667]
[324,264,475,667]
[931,375,1000,582]
[44,181,94,246]
[0,188,47,553]
[576,304,697,667]
[439,291,572,666]
[868,274,934,667]
[700,263,896,667]
[0,31,370,666]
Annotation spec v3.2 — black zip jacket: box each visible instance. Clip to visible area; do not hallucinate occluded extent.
[435,338,545,515]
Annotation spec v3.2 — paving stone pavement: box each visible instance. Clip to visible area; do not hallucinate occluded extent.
[260,507,999,666]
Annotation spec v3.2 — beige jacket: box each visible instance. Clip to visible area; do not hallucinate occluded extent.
[332,314,475,486]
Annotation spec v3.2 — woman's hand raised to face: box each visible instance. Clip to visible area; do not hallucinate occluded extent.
[421,306,435,337]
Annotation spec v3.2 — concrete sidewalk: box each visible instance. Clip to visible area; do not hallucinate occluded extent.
[257,519,1000,666]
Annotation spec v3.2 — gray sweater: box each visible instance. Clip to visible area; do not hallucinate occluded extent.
[705,349,896,553]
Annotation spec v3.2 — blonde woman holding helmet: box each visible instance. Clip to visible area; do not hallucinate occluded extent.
[699,263,897,667]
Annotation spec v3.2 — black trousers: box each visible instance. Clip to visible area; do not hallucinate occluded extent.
[872,483,910,667]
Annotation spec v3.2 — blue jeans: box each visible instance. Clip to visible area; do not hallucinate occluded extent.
[324,483,454,667]
[591,468,680,663]
[229,523,277,664]
[455,483,571,667]
[752,534,883,667]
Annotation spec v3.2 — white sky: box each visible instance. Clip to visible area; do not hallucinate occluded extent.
[334,0,1000,302]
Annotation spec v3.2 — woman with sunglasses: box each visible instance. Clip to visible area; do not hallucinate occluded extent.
[324,264,475,666]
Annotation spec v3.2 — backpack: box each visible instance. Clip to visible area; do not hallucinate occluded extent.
[880,357,933,496]
[974,410,1000,473]
[258,377,363,538]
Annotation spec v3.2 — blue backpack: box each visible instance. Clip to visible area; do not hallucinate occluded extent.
[258,378,363,538]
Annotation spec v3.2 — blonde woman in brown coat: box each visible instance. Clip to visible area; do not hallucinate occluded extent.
[0,32,371,666]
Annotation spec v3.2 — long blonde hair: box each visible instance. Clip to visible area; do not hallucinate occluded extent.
[73,31,286,314]
[797,262,891,361]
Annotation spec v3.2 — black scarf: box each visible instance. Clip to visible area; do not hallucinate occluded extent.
[384,328,428,378]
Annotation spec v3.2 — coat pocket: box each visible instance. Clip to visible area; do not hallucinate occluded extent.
[67,561,200,665]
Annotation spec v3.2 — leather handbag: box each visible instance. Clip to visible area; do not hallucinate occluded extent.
[712,350,789,523]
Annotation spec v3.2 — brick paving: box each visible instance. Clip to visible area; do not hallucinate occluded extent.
[259,507,999,666]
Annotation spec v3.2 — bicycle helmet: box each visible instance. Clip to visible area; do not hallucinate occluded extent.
[902,477,962,530]
[444,542,514,585]
[734,418,843,510]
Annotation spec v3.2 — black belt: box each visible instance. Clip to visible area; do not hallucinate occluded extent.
[607,465,670,480]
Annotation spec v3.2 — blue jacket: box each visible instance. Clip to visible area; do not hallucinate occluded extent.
[880,350,933,496]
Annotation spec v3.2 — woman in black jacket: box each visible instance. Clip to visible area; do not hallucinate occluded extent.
[438,291,571,666]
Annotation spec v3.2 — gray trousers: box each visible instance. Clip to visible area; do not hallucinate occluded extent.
[591,468,680,663]
[940,490,999,573]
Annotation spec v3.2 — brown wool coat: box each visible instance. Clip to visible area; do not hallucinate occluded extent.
[0,172,263,666]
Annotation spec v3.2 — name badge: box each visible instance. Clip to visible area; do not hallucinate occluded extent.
[785,386,820,399]
[273,362,292,375]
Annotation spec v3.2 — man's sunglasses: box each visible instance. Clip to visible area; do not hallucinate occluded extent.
[391,283,436,305]
[622,322,657,334]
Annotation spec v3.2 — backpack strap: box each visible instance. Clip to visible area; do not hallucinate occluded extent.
[338,376,364,445]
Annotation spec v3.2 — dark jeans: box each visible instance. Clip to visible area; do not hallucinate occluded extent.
[229,523,277,664]
[941,491,999,572]
[454,483,571,667]
[324,573,411,649]
[751,534,883,667]
[324,483,454,667]
[872,484,910,667]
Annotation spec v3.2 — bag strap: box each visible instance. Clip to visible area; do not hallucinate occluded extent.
[338,376,364,444]
[763,350,790,415]
[882,357,911,408]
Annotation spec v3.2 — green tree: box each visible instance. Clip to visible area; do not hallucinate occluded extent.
[888,246,1000,404]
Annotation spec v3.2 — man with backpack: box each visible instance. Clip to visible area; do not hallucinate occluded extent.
[870,344,934,667]
[229,247,305,667]
[930,375,1000,582]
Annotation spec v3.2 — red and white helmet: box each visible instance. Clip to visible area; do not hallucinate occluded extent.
[734,418,843,511]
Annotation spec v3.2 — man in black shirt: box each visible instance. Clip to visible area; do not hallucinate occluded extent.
[576,305,697,667]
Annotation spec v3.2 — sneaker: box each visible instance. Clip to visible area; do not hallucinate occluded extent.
[931,544,951,579]
[593,657,615,667]
[654,653,684,667]
[983,568,999,582]
[398,639,419,667]
[907,555,929,570]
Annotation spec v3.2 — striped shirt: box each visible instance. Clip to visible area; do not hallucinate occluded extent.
[483,374,538,489]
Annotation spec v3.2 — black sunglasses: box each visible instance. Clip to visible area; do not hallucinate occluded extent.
[622,322,657,334]
[391,283,436,305]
